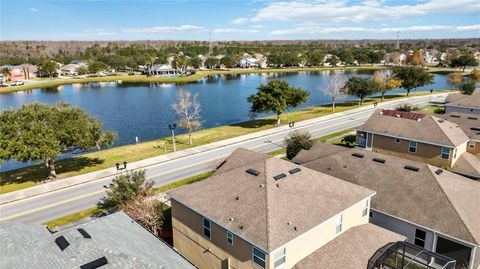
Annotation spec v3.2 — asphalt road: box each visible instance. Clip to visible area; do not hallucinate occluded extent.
[0,94,447,224]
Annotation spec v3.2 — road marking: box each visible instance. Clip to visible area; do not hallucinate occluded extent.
[0,189,105,222]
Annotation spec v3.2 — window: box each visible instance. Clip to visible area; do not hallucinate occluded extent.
[252,247,266,268]
[454,148,457,159]
[335,214,343,234]
[203,218,211,239]
[414,229,426,248]
[226,231,233,245]
[273,248,286,268]
[409,141,417,153]
[395,138,401,143]
[469,141,476,149]
[362,199,369,217]
[441,147,450,160]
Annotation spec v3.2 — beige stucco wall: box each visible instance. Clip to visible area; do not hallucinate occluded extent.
[467,141,480,155]
[452,142,468,166]
[268,198,371,268]
[371,134,454,168]
[171,199,268,269]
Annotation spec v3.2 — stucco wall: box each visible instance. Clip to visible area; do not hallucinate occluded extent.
[467,141,480,155]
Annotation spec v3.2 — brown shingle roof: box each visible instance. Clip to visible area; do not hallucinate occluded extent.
[441,112,480,142]
[294,143,480,245]
[169,148,374,251]
[445,89,480,109]
[293,224,406,269]
[357,109,469,147]
[452,152,480,177]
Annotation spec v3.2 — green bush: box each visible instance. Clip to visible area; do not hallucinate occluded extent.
[434,107,445,114]
[285,131,313,160]
[341,134,357,147]
[395,104,420,112]
[460,81,476,95]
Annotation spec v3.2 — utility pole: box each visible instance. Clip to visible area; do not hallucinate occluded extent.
[396,31,400,50]
[208,31,213,56]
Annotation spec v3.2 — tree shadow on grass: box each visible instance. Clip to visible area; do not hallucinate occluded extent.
[0,157,104,186]
[230,118,277,129]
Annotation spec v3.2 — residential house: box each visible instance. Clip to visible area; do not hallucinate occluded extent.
[356,109,470,169]
[444,89,480,114]
[2,64,37,81]
[150,64,181,77]
[294,142,480,269]
[239,54,267,68]
[0,211,195,269]
[169,148,407,269]
[60,63,81,76]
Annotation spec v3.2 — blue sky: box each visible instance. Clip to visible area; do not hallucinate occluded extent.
[1,0,479,40]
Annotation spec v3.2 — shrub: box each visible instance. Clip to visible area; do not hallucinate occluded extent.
[434,107,445,114]
[395,104,420,112]
[341,134,357,147]
[285,131,313,160]
[460,81,476,95]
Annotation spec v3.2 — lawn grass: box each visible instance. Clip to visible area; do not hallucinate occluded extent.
[0,90,449,194]
[150,171,214,194]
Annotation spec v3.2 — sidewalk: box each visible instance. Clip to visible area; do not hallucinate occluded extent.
[0,93,448,205]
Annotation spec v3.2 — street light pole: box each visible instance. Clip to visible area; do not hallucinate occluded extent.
[429,89,433,108]
[169,123,177,152]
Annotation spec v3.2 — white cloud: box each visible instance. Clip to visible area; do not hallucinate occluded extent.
[122,25,205,34]
[213,28,259,34]
[270,24,480,35]
[232,17,249,25]
[252,0,479,23]
[29,8,38,12]
[83,28,116,36]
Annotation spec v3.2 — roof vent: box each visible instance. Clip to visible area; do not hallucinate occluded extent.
[450,115,461,118]
[372,158,386,164]
[273,173,287,180]
[352,153,364,158]
[435,169,443,175]
[470,127,480,131]
[467,117,478,120]
[55,235,70,251]
[77,228,91,239]
[234,195,239,200]
[292,160,301,164]
[246,168,260,176]
[80,257,108,269]
[288,168,301,174]
[239,225,244,230]
[229,217,234,222]
[404,165,420,172]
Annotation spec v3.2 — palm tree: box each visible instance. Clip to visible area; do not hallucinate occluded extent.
[145,55,158,77]
[1,67,11,82]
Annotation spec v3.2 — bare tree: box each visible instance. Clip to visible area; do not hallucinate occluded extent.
[322,74,347,112]
[172,89,202,145]
[122,198,165,236]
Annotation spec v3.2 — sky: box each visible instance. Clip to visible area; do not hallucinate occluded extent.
[1,0,479,40]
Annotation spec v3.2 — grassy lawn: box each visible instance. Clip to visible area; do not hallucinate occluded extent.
[0,90,449,194]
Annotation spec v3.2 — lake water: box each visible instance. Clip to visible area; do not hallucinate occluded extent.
[0,70,455,171]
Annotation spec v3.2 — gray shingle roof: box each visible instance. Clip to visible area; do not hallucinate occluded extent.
[0,211,195,269]
[294,143,480,245]
[445,89,480,109]
[357,109,469,147]
[441,112,480,142]
[169,148,374,252]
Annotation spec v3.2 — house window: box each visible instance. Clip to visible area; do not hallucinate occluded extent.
[395,138,401,143]
[454,148,457,159]
[362,199,369,217]
[252,247,266,269]
[469,141,476,149]
[409,141,417,153]
[273,248,286,268]
[335,214,343,234]
[441,147,450,160]
[203,218,211,239]
[414,229,426,248]
[226,231,233,245]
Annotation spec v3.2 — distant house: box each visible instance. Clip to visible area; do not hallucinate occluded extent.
[0,211,195,268]
[239,54,267,68]
[150,64,181,77]
[356,109,472,170]
[60,63,81,76]
[294,142,480,269]
[1,64,37,81]
[169,148,409,269]
[444,89,480,114]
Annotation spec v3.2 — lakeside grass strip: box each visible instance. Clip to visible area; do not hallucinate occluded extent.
[0,90,451,194]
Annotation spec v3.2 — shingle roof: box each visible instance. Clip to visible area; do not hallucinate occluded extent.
[169,148,374,252]
[293,224,406,269]
[0,212,195,269]
[357,109,469,147]
[294,143,480,245]
[441,112,480,142]
[452,152,480,177]
[445,89,480,109]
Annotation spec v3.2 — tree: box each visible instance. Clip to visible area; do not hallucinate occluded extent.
[88,61,109,74]
[337,49,354,65]
[322,74,347,111]
[367,50,385,65]
[220,56,236,68]
[144,55,158,76]
[1,67,11,81]
[305,51,324,66]
[122,198,165,236]
[189,57,202,69]
[393,67,433,96]
[247,79,309,126]
[0,102,116,178]
[447,72,464,88]
[450,53,478,72]
[38,60,58,77]
[76,66,88,75]
[327,55,339,67]
[460,81,476,95]
[395,104,419,112]
[284,131,313,160]
[354,52,369,65]
[373,70,402,101]
[409,50,424,67]
[471,69,480,82]
[204,57,220,69]
[344,77,379,106]
[172,89,202,145]
[173,54,189,72]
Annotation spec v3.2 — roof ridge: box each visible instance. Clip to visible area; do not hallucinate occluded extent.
[429,115,459,146]
[427,166,477,244]
[264,158,272,251]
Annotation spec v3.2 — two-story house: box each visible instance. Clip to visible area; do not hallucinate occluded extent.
[356,109,470,169]
[294,142,480,269]
[445,89,480,115]
[169,148,406,269]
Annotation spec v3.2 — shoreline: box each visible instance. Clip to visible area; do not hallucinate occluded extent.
[1,65,388,94]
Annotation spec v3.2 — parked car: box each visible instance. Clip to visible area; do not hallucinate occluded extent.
[0,84,9,87]
[10,81,24,86]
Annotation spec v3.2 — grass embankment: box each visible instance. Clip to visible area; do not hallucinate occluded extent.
[0,90,450,194]
[44,171,214,228]
[0,66,386,94]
